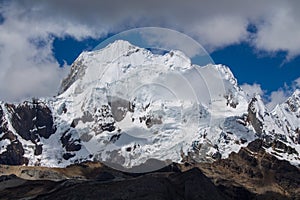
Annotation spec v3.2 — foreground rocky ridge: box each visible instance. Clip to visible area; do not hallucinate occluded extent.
[0,140,299,200]
[199,139,300,199]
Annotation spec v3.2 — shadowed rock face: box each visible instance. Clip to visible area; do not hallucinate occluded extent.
[0,100,56,165]
[107,96,133,122]
[7,101,56,142]
[58,59,87,94]
[247,97,263,135]
[60,129,81,160]
[199,139,300,199]
[0,140,28,165]
[0,105,28,165]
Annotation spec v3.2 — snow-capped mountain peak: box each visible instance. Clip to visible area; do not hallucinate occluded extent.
[0,40,299,170]
[285,89,300,112]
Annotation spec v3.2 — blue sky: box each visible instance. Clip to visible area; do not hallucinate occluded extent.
[0,0,300,107]
[212,43,300,92]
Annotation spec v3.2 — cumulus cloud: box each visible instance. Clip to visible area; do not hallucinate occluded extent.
[191,16,249,51]
[241,83,265,98]
[265,77,300,110]
[0,0,300,101]
[241,77,300,110]
[266,89,291,110]
[254,2,300,59]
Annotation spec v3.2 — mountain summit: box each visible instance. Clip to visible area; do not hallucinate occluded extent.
[0,40,299,170]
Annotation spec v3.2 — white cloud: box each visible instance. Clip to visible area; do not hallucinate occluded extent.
[265,76,300,110]
[0,0,300,101]
[254,4,300,59]
[241,83,264,98]
[191,16,249,51]
[266,89,291,110]
[241,78,300,110]
[4,0,300,53]
[0,1,103,101]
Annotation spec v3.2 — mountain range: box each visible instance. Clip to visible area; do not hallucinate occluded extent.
[0,40,299,199]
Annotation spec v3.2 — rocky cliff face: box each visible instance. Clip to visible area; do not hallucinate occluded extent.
[0,100,56,166]
[199,139,300,199]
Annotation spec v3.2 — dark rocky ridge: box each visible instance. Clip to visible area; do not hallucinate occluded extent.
[0,140,299,200]
[0,140,28,166]
[0,105,28,165]
[58,59,87,94]
[0,100,56,165]
[7,101,56,142]
[247,97,264,135]
[198,139,300,199]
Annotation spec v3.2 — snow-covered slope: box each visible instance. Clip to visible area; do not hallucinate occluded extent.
[0,40,299,169]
